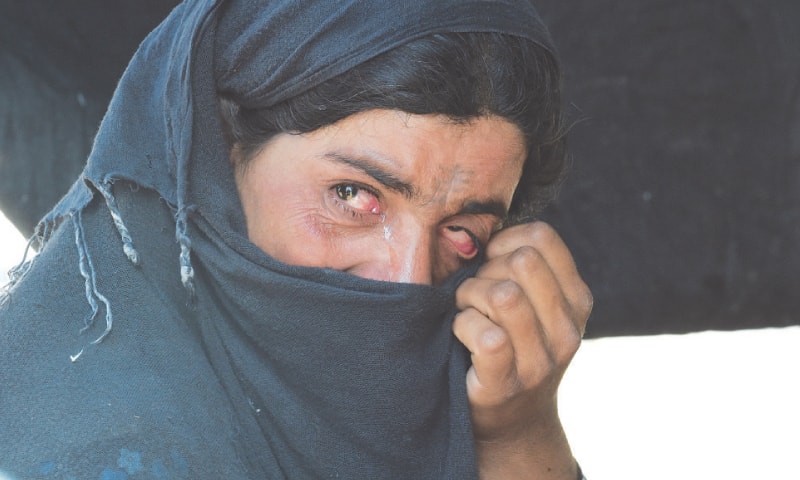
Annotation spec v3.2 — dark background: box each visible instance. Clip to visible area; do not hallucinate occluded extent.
[1,1,798,337]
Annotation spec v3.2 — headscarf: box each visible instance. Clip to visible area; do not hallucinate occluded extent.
[1,1,555,478]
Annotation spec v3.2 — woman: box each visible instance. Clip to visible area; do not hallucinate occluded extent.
[0,0,591,478]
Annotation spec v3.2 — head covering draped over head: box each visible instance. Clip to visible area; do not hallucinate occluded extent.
[0,0,555,478]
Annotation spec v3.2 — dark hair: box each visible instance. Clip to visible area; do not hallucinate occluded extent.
[220,32,566,224]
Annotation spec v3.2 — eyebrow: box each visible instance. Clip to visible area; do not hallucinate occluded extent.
[323,152,416,198]
[322,151,510,222]
[460,200,509,223]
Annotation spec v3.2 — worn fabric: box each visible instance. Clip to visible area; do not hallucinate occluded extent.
[0,1,555,478]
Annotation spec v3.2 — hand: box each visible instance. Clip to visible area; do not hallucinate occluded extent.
[453,222,592,479]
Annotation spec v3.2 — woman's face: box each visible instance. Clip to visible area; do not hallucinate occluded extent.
[234,109,526,286]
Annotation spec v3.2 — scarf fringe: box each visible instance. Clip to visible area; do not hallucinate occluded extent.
[72,211,113,345]
[97,181,140,266]
[175,205,197,300]
[0,235,40,307]
[2,180,198,360]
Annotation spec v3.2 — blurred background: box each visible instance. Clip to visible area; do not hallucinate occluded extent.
[1,1,798,478]
[539,0,800,337]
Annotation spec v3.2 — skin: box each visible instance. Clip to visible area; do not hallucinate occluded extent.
[234,109,592,479]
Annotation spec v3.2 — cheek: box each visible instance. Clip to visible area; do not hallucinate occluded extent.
[248,206,341,268]
[238,175,330,265]
[239,175,294,239]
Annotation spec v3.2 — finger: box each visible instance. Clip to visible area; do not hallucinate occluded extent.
[452,307,517,405]
[475,246,576,343]
[486,223,578,290]
[456,277,551,380]
[485,222,560,258]
[485,222,593,334]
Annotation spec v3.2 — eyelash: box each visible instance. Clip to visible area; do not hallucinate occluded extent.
[336,201,364,219]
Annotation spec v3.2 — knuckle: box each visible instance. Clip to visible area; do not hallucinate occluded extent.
[507,245,544,276]
[554,304,582,347]
[552,321,583,366]
[487,280,525,312]
[525,221,558,245]
[575,282,594,320]
[581,289,594,318]
[562,324,583,352]
[477,325,511,357]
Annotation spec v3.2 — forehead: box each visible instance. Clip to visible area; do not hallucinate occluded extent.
[314,109,527,205]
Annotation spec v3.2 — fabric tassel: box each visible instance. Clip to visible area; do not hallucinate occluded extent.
[0,230,43,306]
[97,181,140,265]
[72,211,113,345]
[175,205,196,299]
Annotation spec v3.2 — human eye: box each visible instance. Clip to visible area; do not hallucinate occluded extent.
[441,225,483,261]
[331,183,382,219]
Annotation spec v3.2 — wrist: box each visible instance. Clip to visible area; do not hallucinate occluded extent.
[475,418,576,479]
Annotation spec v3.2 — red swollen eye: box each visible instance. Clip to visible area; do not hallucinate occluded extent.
[335,184,381,215]
[444,226,480,258]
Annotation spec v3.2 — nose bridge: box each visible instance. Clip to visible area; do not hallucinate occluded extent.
[385,219,434,285]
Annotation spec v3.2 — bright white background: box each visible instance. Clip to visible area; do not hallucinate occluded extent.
[559,327,799,479]
[1,209,30,286]
[1,209,798,479]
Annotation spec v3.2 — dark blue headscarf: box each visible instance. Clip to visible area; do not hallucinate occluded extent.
[1,1,555,478]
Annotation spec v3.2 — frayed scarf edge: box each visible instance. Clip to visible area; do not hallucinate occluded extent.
[0,176,197,362]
